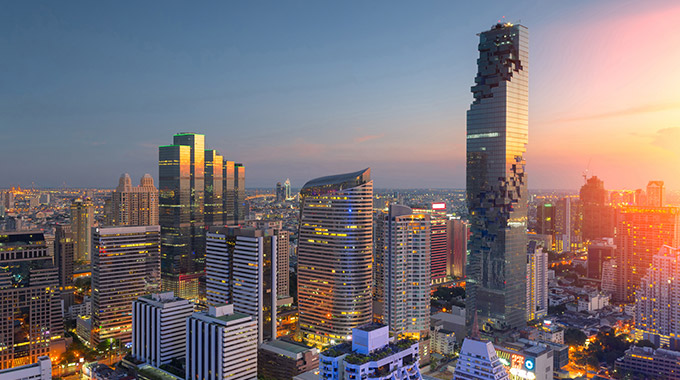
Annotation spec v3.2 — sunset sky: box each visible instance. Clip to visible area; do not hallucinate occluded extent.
[2,0,679,189]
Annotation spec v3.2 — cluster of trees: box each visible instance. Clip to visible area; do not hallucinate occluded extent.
[567,328,642,371]
[431,286,465,311]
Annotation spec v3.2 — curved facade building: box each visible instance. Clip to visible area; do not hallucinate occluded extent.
[298,168,373,347]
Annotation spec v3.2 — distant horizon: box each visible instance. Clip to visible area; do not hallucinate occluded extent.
[5,185,679,193]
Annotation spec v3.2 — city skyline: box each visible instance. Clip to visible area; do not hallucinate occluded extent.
[3,1,680,189]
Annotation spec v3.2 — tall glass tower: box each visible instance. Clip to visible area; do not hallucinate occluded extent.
[466,23,529,332]
[298,168,373,347]
[159,133,205,300]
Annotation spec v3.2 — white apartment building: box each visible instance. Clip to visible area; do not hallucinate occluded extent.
[206,226,278,343]
[132,292,194,367]
[186,304,258,380]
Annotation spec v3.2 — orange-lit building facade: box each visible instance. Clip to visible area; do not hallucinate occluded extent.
[0,232,63,370]
[614,206,680,302]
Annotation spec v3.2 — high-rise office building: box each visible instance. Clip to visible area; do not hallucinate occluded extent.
[298,168,373,347]
[186,304,258,380]
[131,292,194,367]
[615,206,680,302]
[646,180,665,207]
[159,133,244,301]
[111,173,159,226]
[71,197,94,262]
[206,226,280,343]
[54,224,74,288]
[587,238,616,280]
[526,241,548,321]
[466,23,529,332]
[580,176,614,242]
[0,232,63,369]
[448,218,469,278]
[634,245,680,350]
[378,205,430,338]
[159,133,204,300]
[204,150,224,226]
[223,159,236,224]
[235,163,246,223]
[535,203,555,237]
[91,226,161,345]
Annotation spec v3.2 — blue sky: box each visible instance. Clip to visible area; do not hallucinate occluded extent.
[2,0,678,189]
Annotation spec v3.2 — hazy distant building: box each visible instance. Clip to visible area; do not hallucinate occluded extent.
[186,304,258,380]
[71,197,94,262]
[284,178,292,200]
[298,168,373,347]
[615,206,680,302]
[0,191,14,210]
[276,182,284,203]
[132,292,194,367]
[466,22,529,332]
[0,232,63,370]
[378,205,430,339]
[634,246,680,350]
[580,176,615,242]
[92,226,161,345]
[646,180,665,207]
[111,173,159,226]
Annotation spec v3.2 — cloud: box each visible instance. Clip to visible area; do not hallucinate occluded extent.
[556,102,680,123]
[650,127,680,155]
[353,134,384,143]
